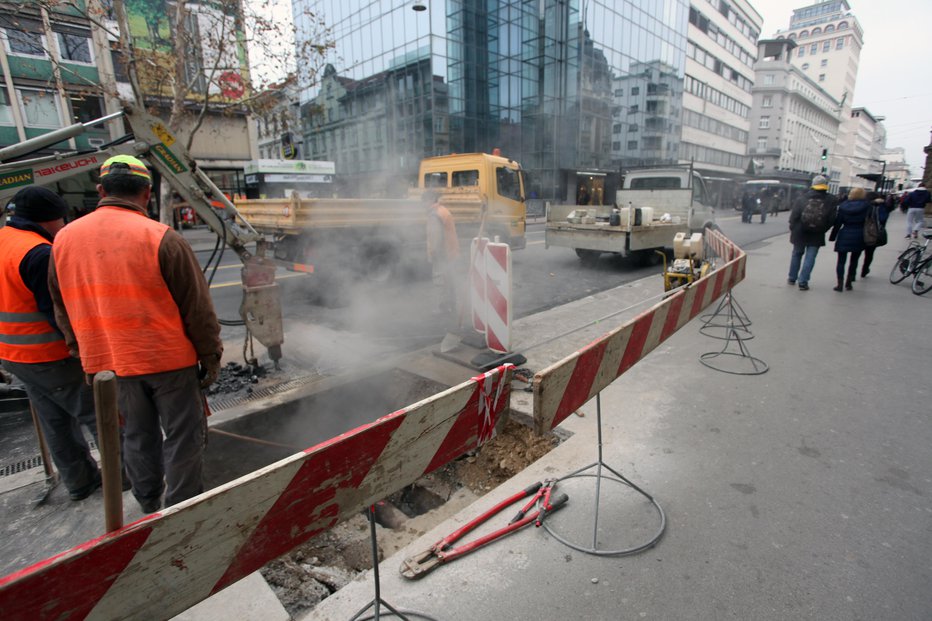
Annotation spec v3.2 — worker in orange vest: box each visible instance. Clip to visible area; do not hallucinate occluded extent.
[424,190,460,316]
[0,187,102,501]
[48,155,223,514]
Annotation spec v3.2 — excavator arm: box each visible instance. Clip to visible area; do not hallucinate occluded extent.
[0,107,284,364]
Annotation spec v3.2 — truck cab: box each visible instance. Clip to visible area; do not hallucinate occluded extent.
[620,168,715,232]
[418,153,526,249]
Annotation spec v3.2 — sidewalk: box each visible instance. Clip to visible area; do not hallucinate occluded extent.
[300,232,931,621]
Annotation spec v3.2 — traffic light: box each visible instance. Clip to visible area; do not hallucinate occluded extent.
[821,148,828,160]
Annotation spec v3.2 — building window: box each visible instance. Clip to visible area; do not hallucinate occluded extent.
[762,95,773,108]
[825,24,835,33]
[0,89,13,125]
[801,63,810,70]
[836,37,845,49]
[4,28,46,57]
[799,30,809,38]
[764,74,775,85]
[69,95,103,124]
[822,40,831,52]
[612,141,621,151]
[810,43,818,54]
[818,74,826,82]
[812,27,821,35]
[798,47,805,57]
[57,31,93,64]
[627,140,638,150]
[17,89,61,128]
[759,116,770,129]
[757,137,767,151]
[614,88,624,97]
[838,21,848,30]
[631,87,640,96]
[820,59,828,67]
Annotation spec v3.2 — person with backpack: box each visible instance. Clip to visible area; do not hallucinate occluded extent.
[828,187,871,291]
[903,183,931,239]
[859,192,889,278]
[786,175,837,291]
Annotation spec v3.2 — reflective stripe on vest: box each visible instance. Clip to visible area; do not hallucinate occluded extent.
[0,227,70,363]
[53,206,197,376]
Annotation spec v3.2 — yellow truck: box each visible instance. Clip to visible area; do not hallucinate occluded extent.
[235,152,527,282]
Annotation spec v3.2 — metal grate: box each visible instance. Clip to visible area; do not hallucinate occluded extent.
[208,375,321,412]
[0,455,45,477]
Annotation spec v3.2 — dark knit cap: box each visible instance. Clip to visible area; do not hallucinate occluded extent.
[8,186,69,222]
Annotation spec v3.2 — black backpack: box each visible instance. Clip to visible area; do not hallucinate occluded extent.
[863,204,887,247]
[800,197,829,232]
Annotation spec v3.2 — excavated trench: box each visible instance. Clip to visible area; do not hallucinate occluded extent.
[201,365,563,618]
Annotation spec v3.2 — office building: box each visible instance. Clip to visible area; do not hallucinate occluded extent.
[293,0,691,202]
[681,0,762,178]
[773,0,865,188]
[747,39,841,187]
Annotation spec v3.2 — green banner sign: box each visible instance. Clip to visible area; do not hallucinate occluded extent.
[0,169,34,192]
[151,144,188,174]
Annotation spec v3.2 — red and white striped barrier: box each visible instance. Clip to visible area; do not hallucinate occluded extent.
[532,233,745,434]
[0,365,514,621]
[470,237,489,334]
[484,242,512,353]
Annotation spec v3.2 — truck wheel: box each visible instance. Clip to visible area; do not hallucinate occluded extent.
[632,249,662,267]
[575,249,601,263]
[360,244,398,282]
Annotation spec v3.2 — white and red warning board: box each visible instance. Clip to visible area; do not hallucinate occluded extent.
[470,237,489,334]
[469,238,513,353]
[483,242,512,353]
[0,365,514,620]
[532,230,746,434]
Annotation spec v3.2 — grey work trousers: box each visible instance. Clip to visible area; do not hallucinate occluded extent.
[117,366,205,508]
[1,357,99,494]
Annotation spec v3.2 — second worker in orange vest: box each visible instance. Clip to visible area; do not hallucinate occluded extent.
[424,190,461,317]
[49,155,223,514]
[0,186,102,501]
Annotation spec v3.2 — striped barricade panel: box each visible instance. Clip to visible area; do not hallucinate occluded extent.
[533,234,745,434]
[0,365,514,621]
[470,237,489,334]
[484,242,512,353]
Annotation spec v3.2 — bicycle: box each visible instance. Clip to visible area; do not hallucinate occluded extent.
[889,231,932,285]
[910,233,932,295]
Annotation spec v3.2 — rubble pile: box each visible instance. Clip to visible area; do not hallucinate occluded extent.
[204,361,266,397]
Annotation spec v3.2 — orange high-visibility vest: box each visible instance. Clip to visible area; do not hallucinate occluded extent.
[53,206,197,376]
[428,204,460,259]
[0,227,70,363]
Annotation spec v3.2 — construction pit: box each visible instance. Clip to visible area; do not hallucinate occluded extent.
[0,347,562,619]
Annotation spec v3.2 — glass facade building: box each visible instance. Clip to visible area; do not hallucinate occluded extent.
[294,0,689,201]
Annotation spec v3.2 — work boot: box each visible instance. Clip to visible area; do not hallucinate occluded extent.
[69,470,102,501]
[833,278,843,292]
[861,267,870,278]
[845,277,854,291]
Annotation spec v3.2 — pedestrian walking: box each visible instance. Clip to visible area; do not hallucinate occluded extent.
[0,187,102,501]
[741,192,755,223]
[787,175,837,291]
[48,155,222,514]
[829,187,871,291]
[902,183,930,239]
[859,192,890,278]
[424,190,461,318]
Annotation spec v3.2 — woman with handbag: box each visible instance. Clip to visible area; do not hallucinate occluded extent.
[829,187,871,291]
[860,192,889,278]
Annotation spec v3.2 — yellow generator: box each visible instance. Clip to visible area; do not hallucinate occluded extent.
[658,232,710,291]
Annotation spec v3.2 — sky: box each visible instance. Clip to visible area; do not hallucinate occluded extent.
[250,0,932,176]
[749,0,932,175]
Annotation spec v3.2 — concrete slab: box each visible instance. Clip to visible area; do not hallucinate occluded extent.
[170,571,289,621]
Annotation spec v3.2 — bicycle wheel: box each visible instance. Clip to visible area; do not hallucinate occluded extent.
[911,258,932,295]
[890,248,919,284]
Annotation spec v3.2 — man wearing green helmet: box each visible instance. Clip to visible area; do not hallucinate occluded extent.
[49,155,223,514]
